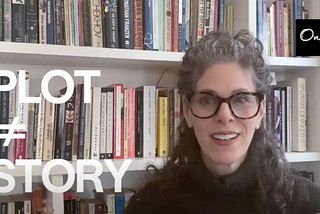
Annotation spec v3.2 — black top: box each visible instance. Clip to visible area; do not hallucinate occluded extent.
[123,153,320,214]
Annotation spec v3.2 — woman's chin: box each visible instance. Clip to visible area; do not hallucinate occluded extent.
[209,152,246,166]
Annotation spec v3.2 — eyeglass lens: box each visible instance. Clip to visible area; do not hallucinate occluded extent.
[190,93,260,118]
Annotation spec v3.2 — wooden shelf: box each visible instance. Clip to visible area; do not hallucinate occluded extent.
[0,42,319,71]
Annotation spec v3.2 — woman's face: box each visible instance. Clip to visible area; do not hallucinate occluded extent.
[183,62,266,166]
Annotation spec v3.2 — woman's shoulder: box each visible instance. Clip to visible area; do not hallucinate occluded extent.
[290,175,320,213]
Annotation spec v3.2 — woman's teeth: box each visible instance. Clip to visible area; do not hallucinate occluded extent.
[212,134,238,140]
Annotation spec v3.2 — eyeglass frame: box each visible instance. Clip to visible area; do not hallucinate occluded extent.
[185,91,265,120]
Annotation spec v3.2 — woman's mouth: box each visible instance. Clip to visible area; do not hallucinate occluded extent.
[211,132,240,146]
[211,133,239,140]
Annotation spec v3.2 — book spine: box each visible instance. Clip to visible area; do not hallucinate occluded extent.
[152,0,158,50]
[0,0,3,40]
[135,88,143,157]
[35,94,46,159]
[72,85,81,161]
[11,0,25,42]
[91,87,101,159]
[100,88,107,159]
[77,84,86,159]
[90,0,102,47]
[77,0,82,45]
[63,89,75,161]
[0,77,10,159]
[163,0,171,51]
[133,0,143,49]
[127,88,135,158]
[39,0,46,43]
[3,0,11,41]
[81,0,90,45]
[25,0,37,43]
[113,84,124,159]
[46,0,53,43]
[73,0,79,45]
[54,0,63,44]
[68,0,74,45]
[158,0,163,51]
[63,0,70,45]
[143,0,152,50]
[42,100,55,161]
[106,88,113,159]
[83,89,92,159]
[27,103,34,159]
[171,0,178,51]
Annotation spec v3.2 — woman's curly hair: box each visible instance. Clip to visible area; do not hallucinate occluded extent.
[146,29,306,214]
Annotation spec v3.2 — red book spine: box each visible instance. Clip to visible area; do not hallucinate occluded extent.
[127,88,135,158]
[14,131,27,162]
[171,0,179,52]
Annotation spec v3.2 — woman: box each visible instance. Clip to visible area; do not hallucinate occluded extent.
[123,29,320,214]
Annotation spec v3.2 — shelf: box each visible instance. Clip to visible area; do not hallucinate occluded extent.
[0,42,319,71]
[285,152,320,163]
[1,157,165,178]
[0,42,183,70]
[0,152,319,178]
[265,56,320,72]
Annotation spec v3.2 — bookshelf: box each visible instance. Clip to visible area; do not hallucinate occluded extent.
[1,0,320,213]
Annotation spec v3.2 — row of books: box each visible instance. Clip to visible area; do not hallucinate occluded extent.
[266,77,307,153]
[0,182,139,214]
[0,73,308,162]
[0,0,234,52]
[0,72,182,162]
[256,0,308,57]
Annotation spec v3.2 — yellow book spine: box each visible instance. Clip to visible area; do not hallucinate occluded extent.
[157,97,168,157]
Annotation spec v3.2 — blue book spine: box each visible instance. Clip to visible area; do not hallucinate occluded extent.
[143,0,153,50]
[218,0,224,30]
[73,0,79,46]
[46,0,54,44]
[181,0,186,52]
[115,194,124,214]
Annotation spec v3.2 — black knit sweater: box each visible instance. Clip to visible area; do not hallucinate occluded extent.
[123,154,320,214]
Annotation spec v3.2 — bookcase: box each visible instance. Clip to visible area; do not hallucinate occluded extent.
[0,0,320,213]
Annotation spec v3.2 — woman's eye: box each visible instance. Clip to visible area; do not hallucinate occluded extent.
[235,96,249,103]
[200,96,214,104]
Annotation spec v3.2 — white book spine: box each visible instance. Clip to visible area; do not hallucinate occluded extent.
[36,94,46,159]
[153,0,158,50]
[83,89,92,159]
[42,100,55,161]
[27,103,35,159]
[24,200,31,214]
[143,86,156,157]
[8,88,15,162]
[106,91,113,157]
[91,87,101,159]
[100,90,107,159]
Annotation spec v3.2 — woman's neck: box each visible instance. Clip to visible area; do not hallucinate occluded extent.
[200,150,248,176]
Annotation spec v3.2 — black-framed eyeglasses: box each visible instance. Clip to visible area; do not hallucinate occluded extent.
[186,91,265,119]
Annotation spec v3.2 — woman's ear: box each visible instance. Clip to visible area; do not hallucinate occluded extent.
[182,97,193,128]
